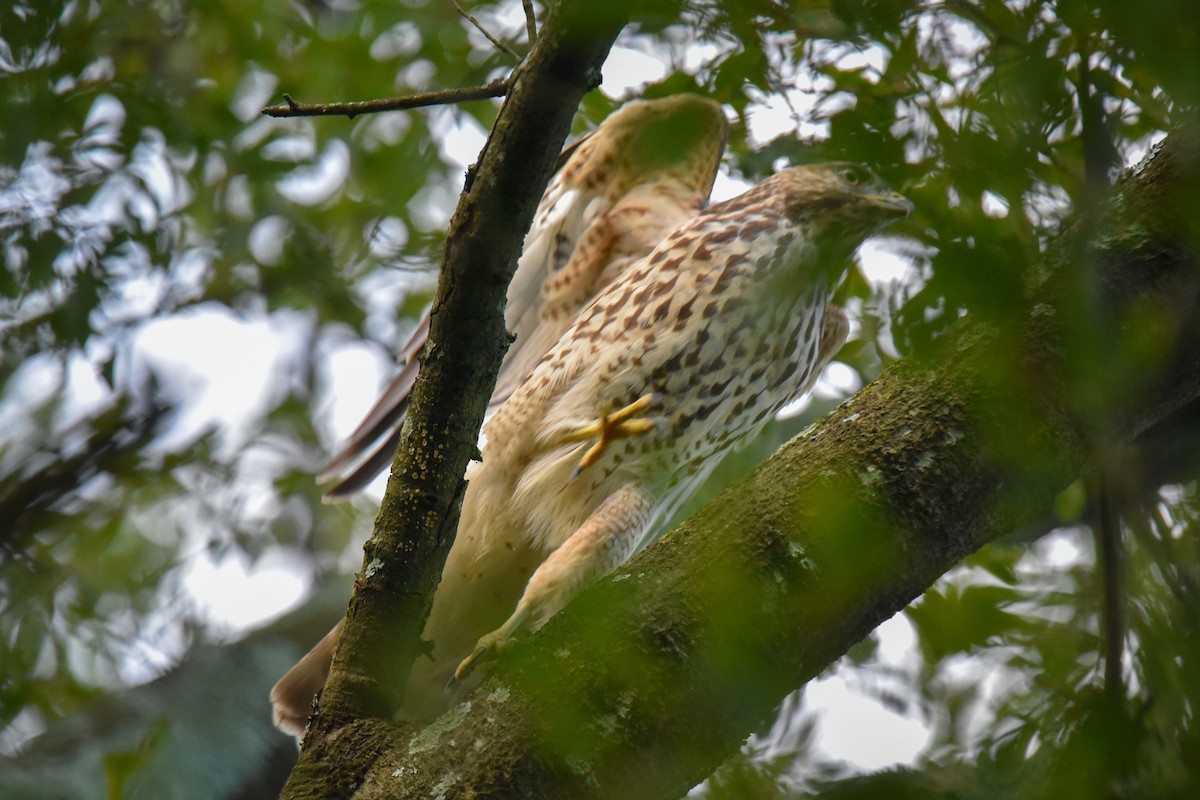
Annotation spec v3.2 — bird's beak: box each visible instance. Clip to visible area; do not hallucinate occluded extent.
[866,191,915,218]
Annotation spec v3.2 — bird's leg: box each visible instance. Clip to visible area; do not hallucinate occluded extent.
[452,608,529,684]
[453,483,654,682]
[558,392,665,480]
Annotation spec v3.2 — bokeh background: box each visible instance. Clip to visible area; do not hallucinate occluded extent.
[2,1,1198,797]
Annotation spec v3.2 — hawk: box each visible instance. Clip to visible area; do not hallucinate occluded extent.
[272,159,911,733]
[318,95,729,499]
[273,95,727,733]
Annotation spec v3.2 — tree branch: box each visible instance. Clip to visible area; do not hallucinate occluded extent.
[342,129,1200,798]
[523,0,538,44]
[261,79,511,119]
[453,1,521,62]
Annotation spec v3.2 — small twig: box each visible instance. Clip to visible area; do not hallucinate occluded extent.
[523,0,538,44]
[453,1,521,62]
[261,77,510,119]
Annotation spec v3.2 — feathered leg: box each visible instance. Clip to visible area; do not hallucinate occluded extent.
[454,482,654,680]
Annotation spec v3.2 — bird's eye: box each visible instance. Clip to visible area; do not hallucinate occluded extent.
[840,167,864,186]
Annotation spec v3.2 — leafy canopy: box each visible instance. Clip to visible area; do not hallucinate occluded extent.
[1,1,1198,798]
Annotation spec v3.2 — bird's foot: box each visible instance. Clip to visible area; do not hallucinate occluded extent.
[559,392,665,480]
[453,630,508,683]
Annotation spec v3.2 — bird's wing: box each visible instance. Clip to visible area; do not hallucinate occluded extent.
[489,180,718,411]
[318,167,604,501]
[491,201,623,409]
[317,314,428,500]
[493,185,613,403]
[494,96,728,409]
[320,95,727,501]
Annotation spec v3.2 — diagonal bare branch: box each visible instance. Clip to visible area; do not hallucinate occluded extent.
[523,0,538,44]
[453,0,522,61]
[261,78,511,119]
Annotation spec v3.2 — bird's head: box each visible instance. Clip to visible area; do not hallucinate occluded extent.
[713,162,912,291]
[778,162,913,239]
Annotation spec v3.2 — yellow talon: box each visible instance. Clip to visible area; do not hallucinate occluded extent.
[559,393,663,479]
[453,624,511,684]
[453,643,488,683]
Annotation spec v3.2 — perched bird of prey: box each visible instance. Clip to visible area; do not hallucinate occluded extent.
[273,96,726,734]
[318,95,729,500]
[272,159,911,733]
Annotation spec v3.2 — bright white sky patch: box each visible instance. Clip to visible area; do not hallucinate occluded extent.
[229,68,279,123]
[746,92,809,145]
[182,549,310,635]
[249,214,290,265]
[432,106,488,171]
[317,338,393,500]
[321,344,390,439]
[814,360,863,399]
[806,677,931,769]
[601,45,668,96]
[370,21,422,62]
[858,238,916,287]
[982,190,1009,218]
[407,179,460,230]
[276,138,350,205]
[710,170,751,204]
[0,350,112,460]
[1031,527,1086,570]
[130,305,307,453]
[806,613,930,770]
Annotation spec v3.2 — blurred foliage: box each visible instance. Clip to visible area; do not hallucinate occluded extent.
[1,0,1199,798]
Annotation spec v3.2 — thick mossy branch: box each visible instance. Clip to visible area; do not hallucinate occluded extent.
[348,132,1200,799]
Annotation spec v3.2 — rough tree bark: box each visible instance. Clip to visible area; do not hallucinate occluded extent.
[330,129,1200,798]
